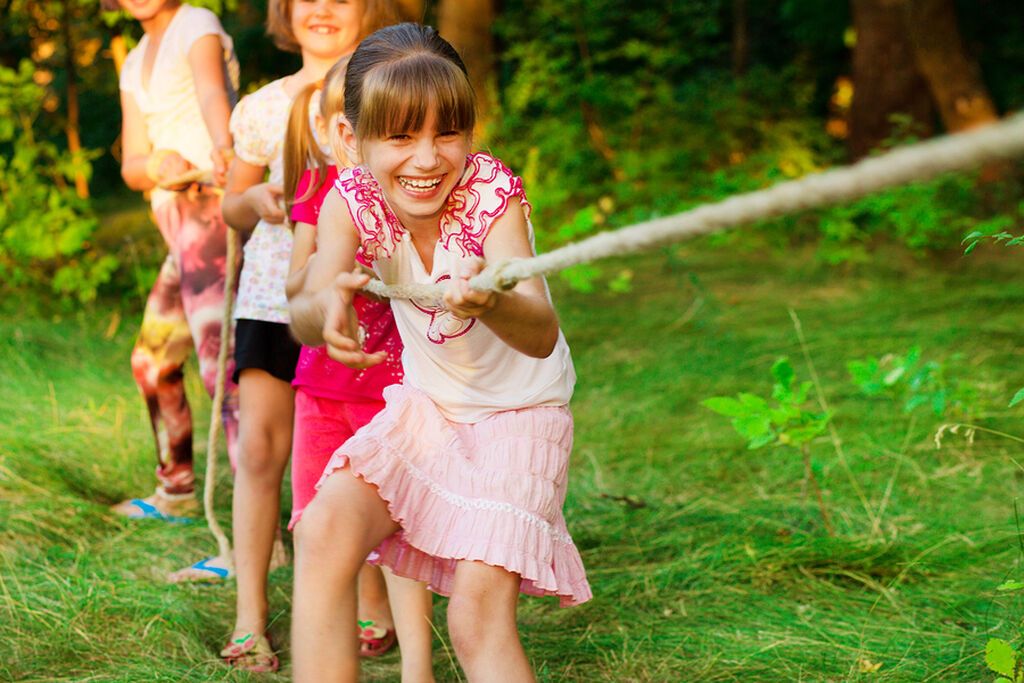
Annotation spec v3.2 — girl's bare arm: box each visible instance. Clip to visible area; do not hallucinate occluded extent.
[221,159,285,232]
[188,34,233,153]
[444,197,561,358]
[288,191,364,350]
[286,221,317,299]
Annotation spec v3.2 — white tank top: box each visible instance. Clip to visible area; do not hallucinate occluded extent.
[334,153,575,423]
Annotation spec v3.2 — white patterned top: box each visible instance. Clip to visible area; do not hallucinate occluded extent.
[334,152,576,423]
[230,78,293,323]
[119,3,239,209]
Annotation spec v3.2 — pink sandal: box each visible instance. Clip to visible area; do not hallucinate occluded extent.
[220,632,279,672]
[358,620,397,657]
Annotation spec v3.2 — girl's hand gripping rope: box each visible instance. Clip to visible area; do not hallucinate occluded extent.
[243,182,287,224]
[444,257,498,320]
[210,147,234,188]
[323,268,387,369]
[147,149,195,191]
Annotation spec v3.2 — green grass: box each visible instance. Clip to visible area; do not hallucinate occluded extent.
[3,240,1024,681]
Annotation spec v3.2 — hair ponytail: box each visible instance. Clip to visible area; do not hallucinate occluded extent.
[283,81,330,226]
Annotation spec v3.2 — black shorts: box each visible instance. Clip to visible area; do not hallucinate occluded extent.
[233,319,302,384]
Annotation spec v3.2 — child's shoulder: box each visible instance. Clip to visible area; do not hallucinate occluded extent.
[458,152,527,211]
[176,2,220,22]
[237,77,289,107]
[232,78,290,125]
[167,4,229,48]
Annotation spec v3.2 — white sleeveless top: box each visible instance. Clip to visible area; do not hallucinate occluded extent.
[334,153,575,423]
[119,4,239,209]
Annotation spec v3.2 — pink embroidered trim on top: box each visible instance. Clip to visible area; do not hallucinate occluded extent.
[333,152,531,265]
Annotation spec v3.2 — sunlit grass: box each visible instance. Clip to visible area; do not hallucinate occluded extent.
[3,242,1024,680]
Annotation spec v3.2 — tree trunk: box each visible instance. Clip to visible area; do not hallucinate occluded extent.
[847,0,934,159]
[901,0,998,132]
[437,0,496,132]
[732,0,749,77]
[62,0,88,198]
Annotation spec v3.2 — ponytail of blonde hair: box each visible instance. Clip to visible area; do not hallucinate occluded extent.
[283,81,329,226]
[282,56,354,228]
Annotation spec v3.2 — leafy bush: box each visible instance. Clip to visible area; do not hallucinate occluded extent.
[0,60,115,305]
[847,346,978,419]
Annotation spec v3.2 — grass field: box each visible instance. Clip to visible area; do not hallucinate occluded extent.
[3,237,1024,681]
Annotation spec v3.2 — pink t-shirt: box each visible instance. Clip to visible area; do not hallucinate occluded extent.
[291,166,403,402]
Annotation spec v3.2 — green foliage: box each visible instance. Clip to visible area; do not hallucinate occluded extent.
[702,357,830,450]
[10,246,1024,679]
[0,60,115,304]
[986,638,1023,683]
[963,206,1024,253]
[848,347,978,419]
[1009,388,1024,408]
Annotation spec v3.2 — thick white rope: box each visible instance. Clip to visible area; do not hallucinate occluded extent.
[364,113,1024,303]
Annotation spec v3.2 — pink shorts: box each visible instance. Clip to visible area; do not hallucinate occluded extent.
[289,389,385,529]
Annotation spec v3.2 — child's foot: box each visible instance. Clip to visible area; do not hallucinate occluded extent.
[269,535,289,572]
[167,554,234,583]
[358,619,397,657]
[220,631,279,673]
[111,488,198,522]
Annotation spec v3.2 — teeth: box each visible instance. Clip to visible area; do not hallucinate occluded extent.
[399,177,442,190]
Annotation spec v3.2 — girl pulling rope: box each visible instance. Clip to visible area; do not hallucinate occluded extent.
[107,0,241,542]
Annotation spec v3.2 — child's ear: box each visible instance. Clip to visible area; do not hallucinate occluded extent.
[340,116,360,164]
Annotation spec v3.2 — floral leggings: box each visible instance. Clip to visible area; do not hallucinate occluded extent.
[130,186,240,495]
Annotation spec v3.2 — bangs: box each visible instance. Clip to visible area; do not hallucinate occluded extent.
[357,54,475,139]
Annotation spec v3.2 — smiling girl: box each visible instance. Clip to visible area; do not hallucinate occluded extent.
[193,0,399,672]
[289,23,591,681]
[109,0,239,520]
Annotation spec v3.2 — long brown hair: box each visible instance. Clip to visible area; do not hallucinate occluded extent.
[344,23,475,144]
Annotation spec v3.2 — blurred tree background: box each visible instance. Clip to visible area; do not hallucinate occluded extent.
[2,0,1022,305]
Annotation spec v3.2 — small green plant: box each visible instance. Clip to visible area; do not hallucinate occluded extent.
[848,346,978,419]
[702,357,833,534]
[986,580,1024,683]
[962,209,1024,254]
[986,637,1023,683]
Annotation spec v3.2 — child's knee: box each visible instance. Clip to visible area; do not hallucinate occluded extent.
[237,429,289,476]
[294,498,363,575]
[447,592,507,657]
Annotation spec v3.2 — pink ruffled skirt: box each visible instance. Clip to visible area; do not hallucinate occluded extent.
[317,384,591,607]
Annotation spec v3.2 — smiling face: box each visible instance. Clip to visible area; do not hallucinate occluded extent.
[291,0,364,62]
[352,108,471,232]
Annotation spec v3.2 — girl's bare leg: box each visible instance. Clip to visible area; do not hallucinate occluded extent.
[232,369,295,637]
[381,568,435,681]
[448,561,535,683]
[292,468,399,683]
